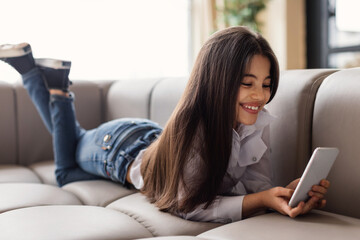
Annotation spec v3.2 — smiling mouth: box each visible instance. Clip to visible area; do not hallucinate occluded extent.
[240,104,261,113]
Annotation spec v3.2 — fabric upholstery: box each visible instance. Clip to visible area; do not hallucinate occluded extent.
[62,180,136,206]
[0,205,153,240]
[15,83,54,165]
[29,160,57,185]
[0,82,17,164]
[266,69,337,186]
[150,77,188,127]
[199,210,360,240]
[105,78,162,121]
[107,193,222,237]
[0,183,81,213]
[0,165,41,183]
[312,68,360,218]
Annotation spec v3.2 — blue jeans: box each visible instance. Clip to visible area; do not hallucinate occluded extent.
[22,68,162,187]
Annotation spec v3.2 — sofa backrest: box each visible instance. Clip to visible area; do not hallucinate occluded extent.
[312,68,360,219]
[0,81,17,165]
[266,69,336,186]
[149,77,187,127]
[104,77,187,127]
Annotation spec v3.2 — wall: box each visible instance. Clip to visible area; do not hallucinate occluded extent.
[259,0,306,70]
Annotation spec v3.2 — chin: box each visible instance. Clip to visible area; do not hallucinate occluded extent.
[237,118,257,125]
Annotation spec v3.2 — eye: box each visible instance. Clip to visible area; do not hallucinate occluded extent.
[263,79,272,88]
[240,82,252,87]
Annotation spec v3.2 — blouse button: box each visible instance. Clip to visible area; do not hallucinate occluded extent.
[252,157,257,162]
[103,134,111,143]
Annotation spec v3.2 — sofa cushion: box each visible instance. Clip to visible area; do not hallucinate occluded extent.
[312,68,360,219]
[0,81,17,164]
[266,69,337,186]
[0,205,153,240]
[62,180,136,206]
[107,193,222,237]
[0,165,41,183]
[15,84,54,165]
[150,77,187,127]
[29,160,57,185]
[198,210,360,240]
[69,80,103,130]
[105,78,162,121]
[0,183,81,213]
[139,237,207,240]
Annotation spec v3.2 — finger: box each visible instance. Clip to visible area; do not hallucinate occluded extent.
[288,201,305,218]
[311,185,327,195]
[308,190,325,199]
[302,196,319,214]
[320,179,330,188]
[318,199,327,209]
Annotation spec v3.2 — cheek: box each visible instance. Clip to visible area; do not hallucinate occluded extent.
[265,89,271,103]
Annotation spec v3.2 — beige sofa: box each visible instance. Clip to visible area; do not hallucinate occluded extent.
[0,68,360,240]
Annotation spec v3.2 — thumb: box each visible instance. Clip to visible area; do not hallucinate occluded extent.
[275,187,294,198]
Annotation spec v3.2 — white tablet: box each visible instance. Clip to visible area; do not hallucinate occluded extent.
[288,147,339,208]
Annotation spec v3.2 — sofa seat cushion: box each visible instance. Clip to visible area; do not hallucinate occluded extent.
[138,237,208,240]
[0,205,153,240]
[29,160,57,185]
[0,165,41,183]
[62,180,136,206]
[0,183,82,213]
[198,210,360,240]
[107,193,222,237]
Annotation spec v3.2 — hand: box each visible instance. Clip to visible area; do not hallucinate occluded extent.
[262,187,305,218]
[286,178,330,215]
[242,180,330,219]
[306,179,330,210]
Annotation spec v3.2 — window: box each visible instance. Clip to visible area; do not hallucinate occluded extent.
[0,0,190,83]
[306,0,360,68]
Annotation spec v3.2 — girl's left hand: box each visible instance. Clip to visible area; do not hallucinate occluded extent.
[286,178,330,214]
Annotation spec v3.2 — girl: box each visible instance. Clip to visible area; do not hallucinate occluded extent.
[0,26,329,223]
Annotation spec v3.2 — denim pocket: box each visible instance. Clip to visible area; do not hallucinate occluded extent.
[94,119,136,151]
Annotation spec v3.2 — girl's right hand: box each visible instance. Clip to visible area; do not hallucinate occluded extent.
[263,187,307,218]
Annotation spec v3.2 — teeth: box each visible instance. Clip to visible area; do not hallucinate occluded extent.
[244,105,259,110]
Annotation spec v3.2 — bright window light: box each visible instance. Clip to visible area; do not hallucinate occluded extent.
[336,0,360,32]
[0,0,190,83]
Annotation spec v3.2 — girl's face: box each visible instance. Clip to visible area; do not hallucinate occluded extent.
[235,54,271,127]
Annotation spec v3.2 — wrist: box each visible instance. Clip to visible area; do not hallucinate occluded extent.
[243,191,268,218]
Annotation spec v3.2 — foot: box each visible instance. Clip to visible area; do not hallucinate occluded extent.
[0,43,36,74]
[35,58,72,92]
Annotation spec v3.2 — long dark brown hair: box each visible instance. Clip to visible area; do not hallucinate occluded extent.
[141,26,279,214]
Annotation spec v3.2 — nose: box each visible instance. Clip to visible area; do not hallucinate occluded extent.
[251,85,265,101]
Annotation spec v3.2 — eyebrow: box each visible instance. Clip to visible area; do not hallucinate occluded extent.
[243,74,271,80]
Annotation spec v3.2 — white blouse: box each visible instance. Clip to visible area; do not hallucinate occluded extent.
[129,109,276,223]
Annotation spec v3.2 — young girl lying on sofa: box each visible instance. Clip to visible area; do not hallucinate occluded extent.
[0,26,330,223]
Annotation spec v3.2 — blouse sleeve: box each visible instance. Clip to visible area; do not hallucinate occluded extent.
[177,195,244,223]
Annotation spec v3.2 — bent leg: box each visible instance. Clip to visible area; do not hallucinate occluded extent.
[50,93,102,187]
[22,68,53,133]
